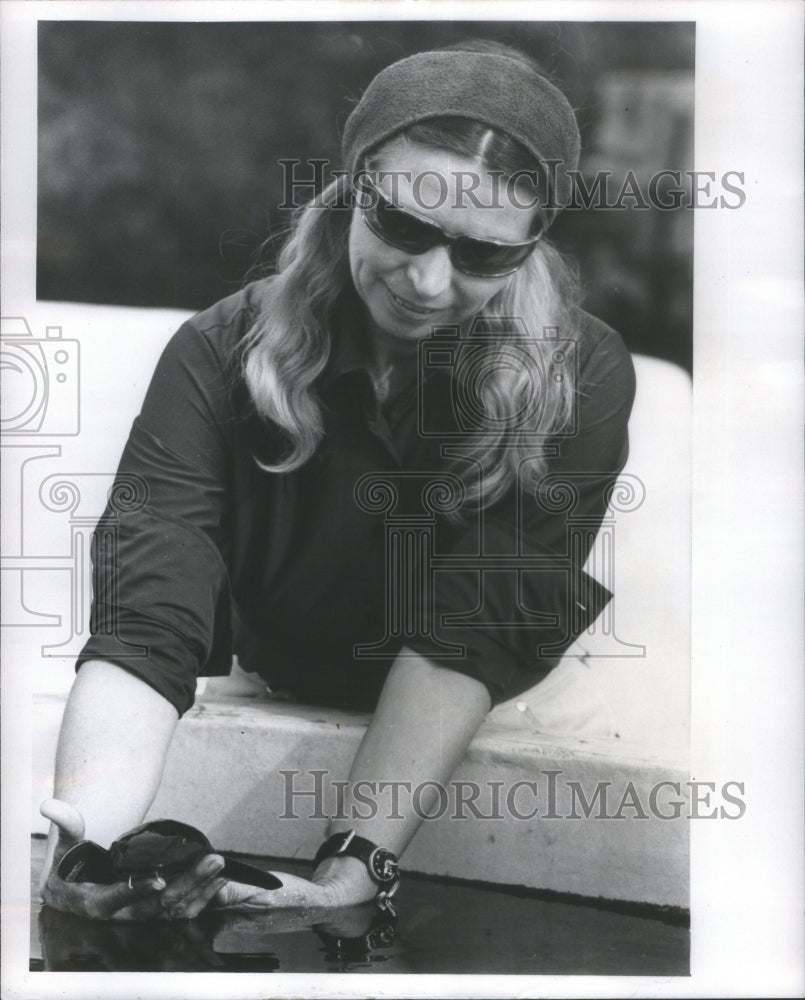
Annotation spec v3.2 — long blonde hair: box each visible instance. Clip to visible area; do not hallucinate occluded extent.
[242,119,581,511]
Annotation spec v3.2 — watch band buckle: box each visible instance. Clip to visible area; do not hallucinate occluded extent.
[333,830,356,855]
[376,878,399,914]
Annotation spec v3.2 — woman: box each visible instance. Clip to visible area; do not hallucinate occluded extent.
[40,41,635,920]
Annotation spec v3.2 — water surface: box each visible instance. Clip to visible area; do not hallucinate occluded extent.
[30,837,688,975]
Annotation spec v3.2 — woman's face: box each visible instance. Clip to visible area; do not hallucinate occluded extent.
[348,143,539,356]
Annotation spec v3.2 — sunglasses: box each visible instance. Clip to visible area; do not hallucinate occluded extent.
[357,179,543,278]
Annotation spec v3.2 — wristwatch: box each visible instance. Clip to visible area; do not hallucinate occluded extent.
[314,830,399,901]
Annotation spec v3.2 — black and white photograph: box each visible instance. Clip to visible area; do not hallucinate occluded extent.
[1,2,802,997]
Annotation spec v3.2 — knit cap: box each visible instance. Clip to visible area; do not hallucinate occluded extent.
[341,49,580,211]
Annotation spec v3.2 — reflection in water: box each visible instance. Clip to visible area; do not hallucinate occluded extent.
[31,845,689,975]
[39,907,276,972]
[38,901,396,973]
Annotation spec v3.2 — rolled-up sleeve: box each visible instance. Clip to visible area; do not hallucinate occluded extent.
[76,316,240,717]
[406,323,636,705]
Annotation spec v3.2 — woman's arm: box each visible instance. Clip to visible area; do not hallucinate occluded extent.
[215,648,491,909]
[329,649,491,851]
[315,648,492,901]
[38,314,243,919]
[51,659,178,844]
[43,650,489,916]
[40,660,228,920]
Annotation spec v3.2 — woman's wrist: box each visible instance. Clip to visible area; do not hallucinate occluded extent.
[310,854,380,907]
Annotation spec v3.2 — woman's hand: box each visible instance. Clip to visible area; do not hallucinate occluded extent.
[40,799,228,921]
[40,800,374,919]
[212,874,334,911]
[213,855,377,911]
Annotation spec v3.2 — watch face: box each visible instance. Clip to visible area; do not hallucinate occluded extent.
[369,847,398,884]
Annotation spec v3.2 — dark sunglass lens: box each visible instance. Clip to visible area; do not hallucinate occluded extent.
[374,198,441,253]
[454,238,535,276]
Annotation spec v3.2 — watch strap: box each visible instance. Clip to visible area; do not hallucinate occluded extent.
[314,830,399,889]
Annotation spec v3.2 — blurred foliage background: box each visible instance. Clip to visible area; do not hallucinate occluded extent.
[38,20,694,370]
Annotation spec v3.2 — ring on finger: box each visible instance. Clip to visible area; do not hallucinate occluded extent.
[128,874,157,890]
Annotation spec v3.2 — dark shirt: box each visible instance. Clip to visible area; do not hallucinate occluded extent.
[77,279,636,716]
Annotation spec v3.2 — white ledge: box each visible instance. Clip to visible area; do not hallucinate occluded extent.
[32,690,689,908]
